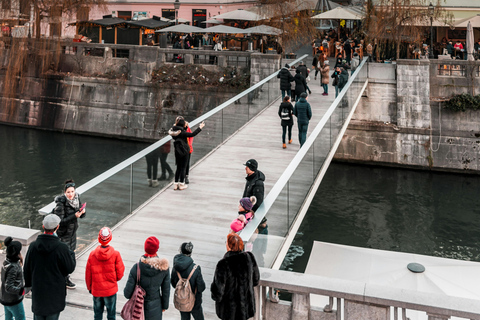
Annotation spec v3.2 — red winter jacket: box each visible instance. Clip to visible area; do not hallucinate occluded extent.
[85,245,125,297]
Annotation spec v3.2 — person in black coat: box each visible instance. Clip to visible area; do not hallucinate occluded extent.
[243,159,265,213]
[278,96,294,149]
[124,236,170,320]
[296,62,312,95]
[294,69,307,102]
[171,242,206,320]
[277,64,294,99]
[53,179,85,289]
[23,214,76,319]
[169,118,205,190]
[0,237,26,319]
[211,233,260,320]
[338,67,349,93]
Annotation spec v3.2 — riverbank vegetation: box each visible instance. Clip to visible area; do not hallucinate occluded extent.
[445,93,480,112]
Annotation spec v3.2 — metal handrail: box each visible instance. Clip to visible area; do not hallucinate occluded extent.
[38,54,309,215]
[240,57,369,243]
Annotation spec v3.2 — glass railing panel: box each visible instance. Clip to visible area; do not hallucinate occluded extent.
[188,111,223,163]
[221,100,250,139]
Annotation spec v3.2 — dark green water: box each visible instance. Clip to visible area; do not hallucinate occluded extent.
[0,124,147,231]
[284,162,480,272]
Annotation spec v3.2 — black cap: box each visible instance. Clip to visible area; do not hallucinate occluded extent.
[244,159,258,171]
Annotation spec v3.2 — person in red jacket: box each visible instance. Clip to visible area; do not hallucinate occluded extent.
[85,227,125,320]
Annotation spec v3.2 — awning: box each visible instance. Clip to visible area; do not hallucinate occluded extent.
[243,25,282,35]
[203,25,246,34]
[201,19,223,24]
[455,14,480,28]
[311,6,363,20]
[213,9,263,21]
[155,24,204,33]
[69,17,128,27]
[127,16,170,29]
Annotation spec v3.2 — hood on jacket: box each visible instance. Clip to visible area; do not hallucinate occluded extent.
[54,195,66,203]
[297,97,308,103]
[173,254,194,272]
[168,126,182,137]
[140,256,169,273]
[246,170,265,182]
[94,245,115,261]
[36,234,62,254]
[341,69,349,76]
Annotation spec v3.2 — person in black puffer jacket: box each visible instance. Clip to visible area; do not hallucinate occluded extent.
[293,69,307,102]
[277,63,294,99]
[169,118,205,191]
[278,96,294,149]
[0,237,26,320]
[171,242,206,320]
[124,236,170,320]
[243,159,265,213]
[54,179,85,289]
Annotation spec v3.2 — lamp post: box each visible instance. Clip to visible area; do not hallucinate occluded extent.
[428,2,435,59]
[174,0,180,25]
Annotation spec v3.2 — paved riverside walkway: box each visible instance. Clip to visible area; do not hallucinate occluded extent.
[5,54,338,320]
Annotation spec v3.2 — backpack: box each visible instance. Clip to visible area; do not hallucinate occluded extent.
[174,265,198,312]
[281,106,290,120]
[121,263,146,320]
[322,40,329,49]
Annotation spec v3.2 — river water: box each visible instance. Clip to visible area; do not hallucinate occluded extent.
[2,124,480,267]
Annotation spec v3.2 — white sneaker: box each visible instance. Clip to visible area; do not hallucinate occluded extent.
[147,179,152,187]
[152,180,159,187]
[173,183,179,190]
[178,183,188,190]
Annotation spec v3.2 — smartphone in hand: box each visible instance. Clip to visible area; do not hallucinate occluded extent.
[80,203,86,211]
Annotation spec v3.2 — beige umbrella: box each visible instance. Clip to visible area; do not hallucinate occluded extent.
[155,24,203,33]
[311,6,362,20]
[203,25,246,34]
[467,21,475,61]
[243,25,282,35]
[213,9,263,21]
[455,14,480,28]
[201,19,223,25]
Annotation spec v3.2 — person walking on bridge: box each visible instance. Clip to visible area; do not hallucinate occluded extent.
[243,159,265,213]
[293,92,312,147]
[278,96,294,149]
[277,64,294,99]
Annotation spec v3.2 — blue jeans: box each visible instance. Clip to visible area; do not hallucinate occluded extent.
[93,294,117,320]
[298,123,309,147]
[5,301,25,320]
[281,89,291,99]
[335,86,339,97]
[34,314,60,320]
[322,84,328,94]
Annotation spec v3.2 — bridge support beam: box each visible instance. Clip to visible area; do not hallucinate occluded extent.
[344,300,390,320]
[292,293,310,319]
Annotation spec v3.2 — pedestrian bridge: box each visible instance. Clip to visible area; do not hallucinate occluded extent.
[36,57,480,320]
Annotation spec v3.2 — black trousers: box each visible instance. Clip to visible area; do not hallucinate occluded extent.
[146,153,159,180]
[185,153,191,177]
[159,152,173,176]
[175,155,188,183]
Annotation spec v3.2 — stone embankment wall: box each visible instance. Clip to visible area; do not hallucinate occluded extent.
[335,60,480,173]
[0,42,280,141]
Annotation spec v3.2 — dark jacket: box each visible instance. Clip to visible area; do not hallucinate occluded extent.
[277,67,294,91]
[53,194,85,249]
[278,101,294,126]
[294,97,312,124]
[297,64,308,79]
[171,254,206,308]
[312,55,319,69]
[211,251,260,320]
[23,234,76,316]
[0,259,24,306]
[294,73,307,96]
[124,256,170,320]
[331,70,340,86]
[243,170,265,212]
[338,69,349,89]
[447,43,454,55]
[169,125,202,161]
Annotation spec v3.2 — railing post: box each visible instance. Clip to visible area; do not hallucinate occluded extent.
[129,164,133,214]
[291,292,310,320]
[254,285,261,320]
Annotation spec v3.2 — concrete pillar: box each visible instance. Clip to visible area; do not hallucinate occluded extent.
[184,54,194,65]
[344,300,389,320]
[218,55,227,68]
[291,293,310,320]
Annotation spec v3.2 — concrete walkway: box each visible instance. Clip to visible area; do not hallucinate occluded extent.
[7,50,338,320]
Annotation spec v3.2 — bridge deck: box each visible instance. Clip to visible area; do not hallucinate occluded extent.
[65,60,336,319]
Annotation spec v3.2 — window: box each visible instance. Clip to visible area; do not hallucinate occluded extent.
[117,11,132,20]
[192,9,206,27]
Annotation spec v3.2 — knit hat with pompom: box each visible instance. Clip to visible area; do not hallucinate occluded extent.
[5,237,22,262]
[98,227,113,246]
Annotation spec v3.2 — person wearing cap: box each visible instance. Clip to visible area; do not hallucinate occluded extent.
[0,237,26,320]
[124,236,170,320]
[85,227,125,320]
[53,179,86,289]
[243,159,265,213]
[293,92,312,147]
[23,214,76,320]
[171,242,206,320]
[277,63,294,99]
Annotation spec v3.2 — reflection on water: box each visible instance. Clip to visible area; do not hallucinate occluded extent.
[0,125,147,248]
[284,162,480,272]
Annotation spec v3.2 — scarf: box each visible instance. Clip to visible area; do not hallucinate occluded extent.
[65,192,80,210]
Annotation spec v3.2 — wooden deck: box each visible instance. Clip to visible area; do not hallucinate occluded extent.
[65,61,337,319]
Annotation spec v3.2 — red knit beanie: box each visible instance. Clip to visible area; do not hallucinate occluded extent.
[98,227,112,246]
[144,236,159,255]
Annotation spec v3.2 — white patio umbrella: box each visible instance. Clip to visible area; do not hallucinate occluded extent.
[467,21,475,61]
[202,25,246,34]
[155,24,204,33]
[201,19,223,25]
[243,25,282,35]
[213,9,263,21]
[306,242,480,299]
[455,14,480,28]
[311,6,362,20]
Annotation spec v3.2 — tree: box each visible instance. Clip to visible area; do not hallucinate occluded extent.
[363,0,453,60]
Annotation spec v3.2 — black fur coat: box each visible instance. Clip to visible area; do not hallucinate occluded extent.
[211,251,260,320]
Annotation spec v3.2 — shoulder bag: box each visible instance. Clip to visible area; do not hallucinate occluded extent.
[121,263,146,320]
